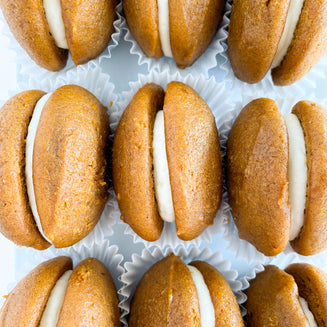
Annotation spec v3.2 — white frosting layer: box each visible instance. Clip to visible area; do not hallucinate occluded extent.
[39,270,73,327]
[43,0,69,49]
[187,265,215,327]
[26,93,53,244]
[153,110,175,222]
[157,0,173,57]
[299,297,318,327]
[271,0,305,68]
[284,113,307,241]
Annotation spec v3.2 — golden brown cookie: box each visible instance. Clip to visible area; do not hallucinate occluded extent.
[112,83,165,241]
[57,258,120,327]
[164,82,222,241]
[246,265,310,326]
[190,261,244,326]
[285,263,327,326]
[0,256,72,327]
[0,0,68,71]
[227,98,290,256]
[272,0,327,85]
[61,0,117,65]
[290,101,327,255]
[123,0,163,58]
[0,90,50,250]
[228,0,291,84]
[169,0,224,68]
[129,254,201,327]
[33,85,110,248]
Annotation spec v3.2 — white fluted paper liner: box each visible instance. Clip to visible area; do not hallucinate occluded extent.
[122,1,230,78]
[109,69,234,249]
[11,65,119,251]
[218,0,327,95]
[119,246,247,325]
[5,240,127,325]
[222,92,327,263]
[0,2,123,81]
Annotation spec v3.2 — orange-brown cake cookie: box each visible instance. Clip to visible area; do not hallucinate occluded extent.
[290,101,327,255]
[227,98,290,256]
[164,82,222,240]
[227,98,327,256]
[112,83,165,241]
[123,0,225,68]
[0,257,120,327]
[112,81,223,242]
[228,0,327,85]
[129,253,243,326]
[57,258,120,327]
[0,0,117,71]
[0,90,50,250]
[246,264,327,326]
[0,85,110,249]
[246,265,311,326]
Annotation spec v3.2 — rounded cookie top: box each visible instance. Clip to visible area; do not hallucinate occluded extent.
[0,90,50,250]
[33,85,110,248]
[129,254,200,327]
[227,98,290,256]
[290,101,327,255]
[112,83,165,241]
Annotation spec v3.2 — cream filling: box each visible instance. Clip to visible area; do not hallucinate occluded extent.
[39,270,73,327]
[187,265,215,327]
[284,113,307,241]
[271,0,305,68]
[26,93,53,244]
[152,110,175,222]
[43,0,69,49]
[157,0,173,57]
[299,297,318,327]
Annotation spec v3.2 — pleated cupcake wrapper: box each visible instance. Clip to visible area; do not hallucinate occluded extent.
[219,0,327,95]
[109,69,234,249]
[119,245,248,325]
[121,1,230,78]
[222,92,327,263]
[0,2,123,81]
[7,240,127,326]
[12,65,118,251]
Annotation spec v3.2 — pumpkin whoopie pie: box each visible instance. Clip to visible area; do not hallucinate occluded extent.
[112,82,223,242]
[0,85,110,249]
[227,98,327,256]
[123,0,225,68]
[246,264,327,326]
[0,0,117,71]
[0,256,120,327]
[228,0,327,85]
